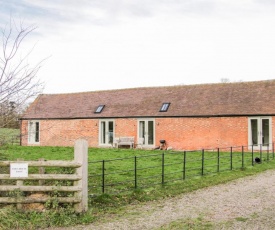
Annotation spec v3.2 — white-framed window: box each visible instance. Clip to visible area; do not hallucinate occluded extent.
[28,120,40,144]
[99,120,114,146]
[248,117,272,150]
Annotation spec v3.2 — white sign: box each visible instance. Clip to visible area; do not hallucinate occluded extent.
[10,163,28,178]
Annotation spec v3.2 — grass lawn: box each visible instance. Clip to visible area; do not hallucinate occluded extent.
[0,145,275,229]
[0,128,20,145]
[2,145,268,194]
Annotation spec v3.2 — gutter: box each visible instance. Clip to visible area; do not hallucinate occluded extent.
[19,114,275,120]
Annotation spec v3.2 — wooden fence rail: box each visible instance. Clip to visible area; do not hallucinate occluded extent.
[0,139,88,213]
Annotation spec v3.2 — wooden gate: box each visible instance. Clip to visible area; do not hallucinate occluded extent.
[0,139,88,213]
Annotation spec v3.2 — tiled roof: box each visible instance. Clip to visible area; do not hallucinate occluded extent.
[22,80,275,119]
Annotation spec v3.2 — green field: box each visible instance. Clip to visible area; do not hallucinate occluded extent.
[0,128,20,145]
[88,147,270,195]
[1,145,273,195]
[1,145,275,229]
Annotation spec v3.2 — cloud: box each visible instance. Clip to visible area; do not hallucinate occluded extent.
[2,0,275,94]
[2,0,274,31]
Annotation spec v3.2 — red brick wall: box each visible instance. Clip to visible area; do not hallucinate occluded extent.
[21,116,274,150]
[21,118,137,147]
[115,119,136,138]
[155,117,248,150]
[21,119,98,147]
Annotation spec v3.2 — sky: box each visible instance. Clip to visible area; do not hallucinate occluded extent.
[1,0,275,94]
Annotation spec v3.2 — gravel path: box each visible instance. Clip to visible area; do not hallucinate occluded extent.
[52,170,275,230]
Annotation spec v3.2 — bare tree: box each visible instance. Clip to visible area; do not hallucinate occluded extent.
[0,19,45,128]
[220,78,230,83]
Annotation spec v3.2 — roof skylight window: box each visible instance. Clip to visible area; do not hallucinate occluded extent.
[160,103,170,112]
[95,105,105,113]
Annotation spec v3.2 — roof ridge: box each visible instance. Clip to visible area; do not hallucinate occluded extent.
[41,79,275,96]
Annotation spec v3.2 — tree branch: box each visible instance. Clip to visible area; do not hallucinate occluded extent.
[0,18,45,128]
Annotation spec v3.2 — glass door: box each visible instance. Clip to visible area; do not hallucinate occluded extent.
[99,120,114,146]
[138,119,155,147]
[249,117,271,149]
[28,120,40,144]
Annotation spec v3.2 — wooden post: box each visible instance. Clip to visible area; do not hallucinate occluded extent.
[38,158,45,185]
[74,139,88,213]
[16,158,23,210]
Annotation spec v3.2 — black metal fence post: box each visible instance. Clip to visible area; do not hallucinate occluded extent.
[260,144,262,161]
[267,144,270,162]
[201,149,204,176]
[162,153,165,184]
[183,151,186,180]
[242,146,244,168]
[102,160,105,193]
[273,142,274,159]
[217,148,220,173]
[230,147,233,170]
[252,145,254,166]
[134,156,137,189]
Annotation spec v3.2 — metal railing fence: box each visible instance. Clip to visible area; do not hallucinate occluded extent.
[88,143,274,196]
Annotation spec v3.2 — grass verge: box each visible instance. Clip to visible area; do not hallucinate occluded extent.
[156,216,213,230]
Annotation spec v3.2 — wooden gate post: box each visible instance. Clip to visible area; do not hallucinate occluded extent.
[74,139,88,213]
[16,158,23,210]
[38,158,45,185]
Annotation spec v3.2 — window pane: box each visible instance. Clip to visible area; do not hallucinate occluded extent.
[95,105,104,113]
[148,121,154,145]
[139,121,145,138]
[160,103,170,112]
[35,122,39,142]
[251,119,258,145]
[108,121,113,144]
[262,119,269,146]
[28,121,40,143]
[101,121,106,144]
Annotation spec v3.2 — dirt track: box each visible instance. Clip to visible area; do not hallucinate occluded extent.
[51,169,275,230]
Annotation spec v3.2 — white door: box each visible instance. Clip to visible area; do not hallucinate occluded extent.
[99,120,114,146]
[138,119,155,147]
[249,117,272,149]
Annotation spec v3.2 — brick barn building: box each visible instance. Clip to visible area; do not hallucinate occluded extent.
[20,80,275,150]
